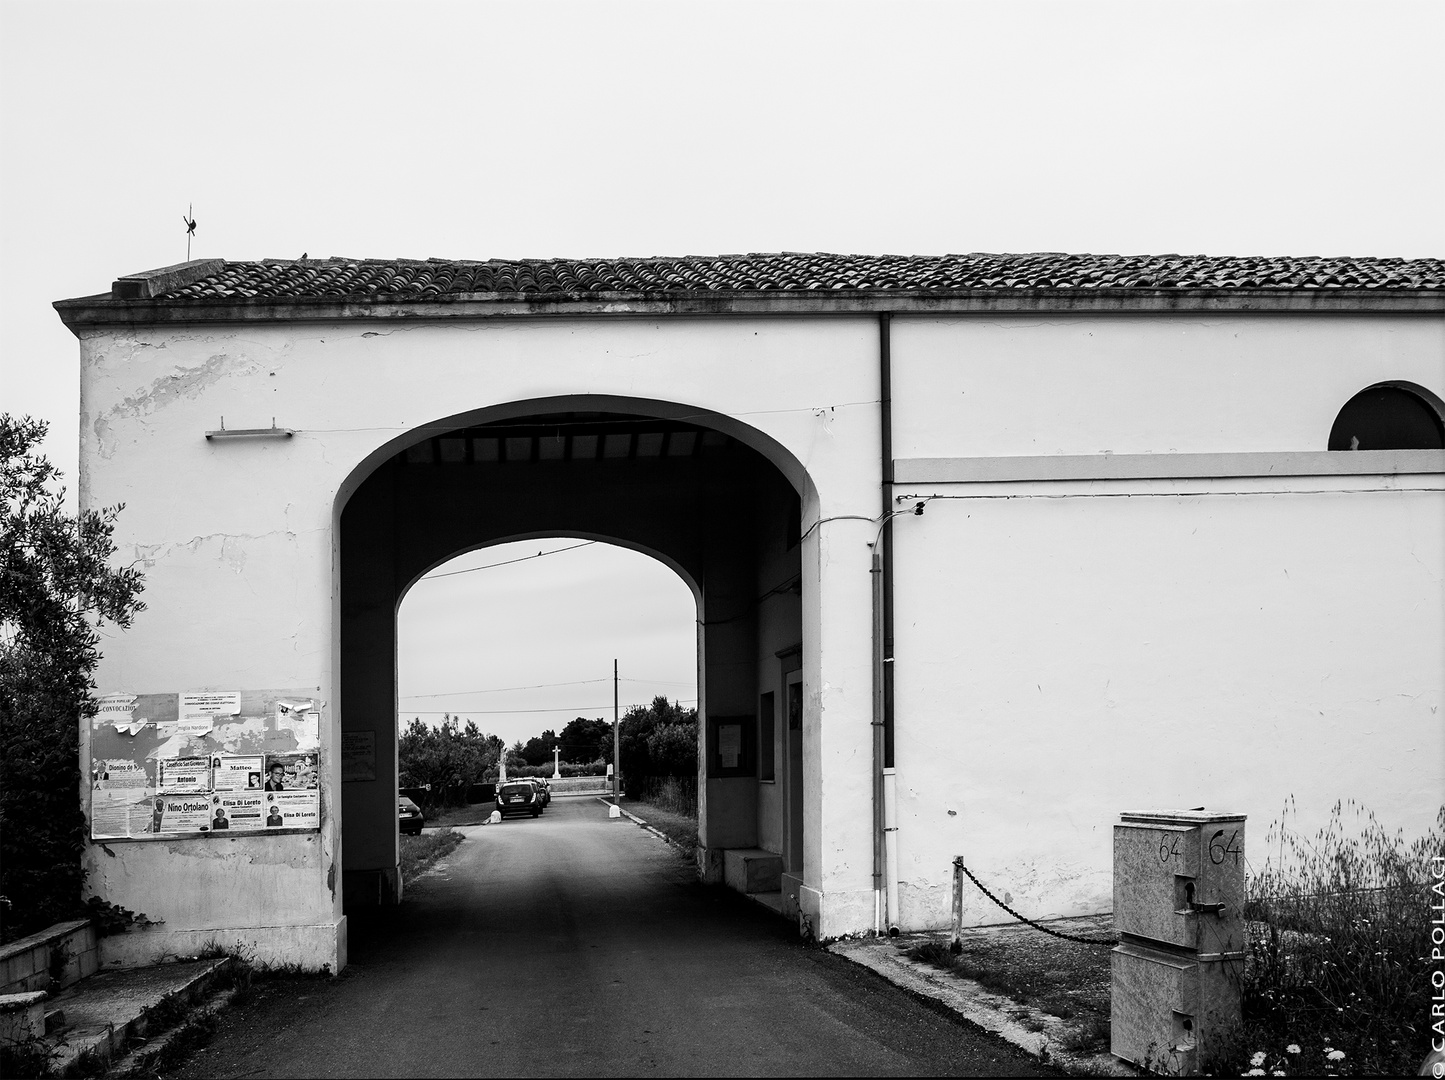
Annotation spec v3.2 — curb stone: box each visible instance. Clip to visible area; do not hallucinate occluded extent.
[595,797,676,847]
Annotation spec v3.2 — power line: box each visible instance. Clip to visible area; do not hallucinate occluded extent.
[416,540,597,581]
[400,676,693,700]
[403,699,697,716]
[401,677,611,700]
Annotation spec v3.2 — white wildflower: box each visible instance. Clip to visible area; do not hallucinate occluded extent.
[1250,1052,1267,1067]
[1285,1044,1301,1054]
[1326,1050,1345,1061]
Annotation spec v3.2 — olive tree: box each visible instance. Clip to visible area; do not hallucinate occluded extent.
[1,416,145,940]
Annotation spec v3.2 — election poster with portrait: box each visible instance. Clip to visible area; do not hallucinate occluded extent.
[262,751,318,792]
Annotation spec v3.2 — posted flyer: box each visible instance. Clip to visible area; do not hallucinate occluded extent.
[157,756,211,794]
[211,793,265,831]
[153,795,215,834]
[91,759,153,839]
[263,790,319,829]
[212,755,265,793]
[264,751,318,791]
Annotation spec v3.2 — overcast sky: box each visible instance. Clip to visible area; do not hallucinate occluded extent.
[3,1,1442,745]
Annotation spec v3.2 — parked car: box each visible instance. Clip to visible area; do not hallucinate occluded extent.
[398,796,425,835]
[495,781,541,818]
[529,778,551,807]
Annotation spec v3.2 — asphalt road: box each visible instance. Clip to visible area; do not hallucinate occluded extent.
[173,798,1053,1078]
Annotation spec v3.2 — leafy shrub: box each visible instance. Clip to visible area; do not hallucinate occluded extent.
[617,696,696,798]
[398,715,499,810]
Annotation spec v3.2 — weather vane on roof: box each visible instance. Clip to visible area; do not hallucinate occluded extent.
[182,204,197,260]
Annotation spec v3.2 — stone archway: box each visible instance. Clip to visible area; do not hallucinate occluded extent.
[335,401,813,910]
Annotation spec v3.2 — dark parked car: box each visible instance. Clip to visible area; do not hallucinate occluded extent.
[529,778,551,807]
[495,781,541,818]
[398,796,425,835]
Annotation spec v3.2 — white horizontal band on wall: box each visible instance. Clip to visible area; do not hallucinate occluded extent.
[893,449,1445,485]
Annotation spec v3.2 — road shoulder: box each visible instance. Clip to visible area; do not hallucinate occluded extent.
[829,935,1133,1076]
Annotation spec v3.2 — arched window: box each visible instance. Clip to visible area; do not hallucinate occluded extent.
[1328,382,1445,451]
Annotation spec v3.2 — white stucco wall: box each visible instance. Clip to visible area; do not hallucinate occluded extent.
[77,315,884,959]
[890,313,1444,457]
[72,302,1444,955]
[887,312,1445,928]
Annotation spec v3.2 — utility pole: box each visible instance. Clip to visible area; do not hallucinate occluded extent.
[612,658,620,807]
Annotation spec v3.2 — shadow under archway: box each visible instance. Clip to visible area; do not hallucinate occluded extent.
[338,404,810,911]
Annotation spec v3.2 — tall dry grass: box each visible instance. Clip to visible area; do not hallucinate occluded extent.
[638,775,698,818]
[1219,798,1443,1076]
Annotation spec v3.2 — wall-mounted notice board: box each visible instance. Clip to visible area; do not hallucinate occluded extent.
[88,688,323,841]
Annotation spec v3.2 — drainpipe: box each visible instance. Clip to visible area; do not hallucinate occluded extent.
[884,765,900,933]
[871,544,885,935]
[873,312,897,936]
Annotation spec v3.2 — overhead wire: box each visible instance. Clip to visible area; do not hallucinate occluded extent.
[405,700,696,716]
[416,540,597,580]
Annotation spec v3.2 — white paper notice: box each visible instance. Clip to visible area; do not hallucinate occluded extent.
[176,718,216,738]
[94,759,148,793]
[264,790,320,830]
[211,792,265,831]
[97,693,136,722]
[97,694,146,736]
[158,756,212,793]
[153,794,215,834]
[91,759,153,839]
[277,700,319,751]
[178,691,241,719]
[211,755,265,793]
[718,723,742,769]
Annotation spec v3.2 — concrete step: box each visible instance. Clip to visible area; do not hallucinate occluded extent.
[38,956,235,1076]
[723,847,784,894]
[745,889,787,917]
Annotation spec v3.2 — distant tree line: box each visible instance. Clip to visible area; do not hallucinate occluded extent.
[398,695,697,806]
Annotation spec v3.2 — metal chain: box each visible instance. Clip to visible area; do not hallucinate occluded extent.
[955,861,1117,948]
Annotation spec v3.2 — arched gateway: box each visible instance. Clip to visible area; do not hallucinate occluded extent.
[340,400,814,910]
[57,253,1444,971]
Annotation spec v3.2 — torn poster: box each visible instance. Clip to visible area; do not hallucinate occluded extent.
[97,693,144,735]
[276,700,319,751]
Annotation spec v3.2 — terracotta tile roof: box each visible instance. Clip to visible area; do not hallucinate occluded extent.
[150,252,1444,302]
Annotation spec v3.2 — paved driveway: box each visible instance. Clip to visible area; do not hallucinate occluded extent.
[174,798,1053,1077]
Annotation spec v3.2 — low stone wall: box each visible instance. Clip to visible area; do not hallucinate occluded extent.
[0,918,98,995]
[545,776,613,795]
